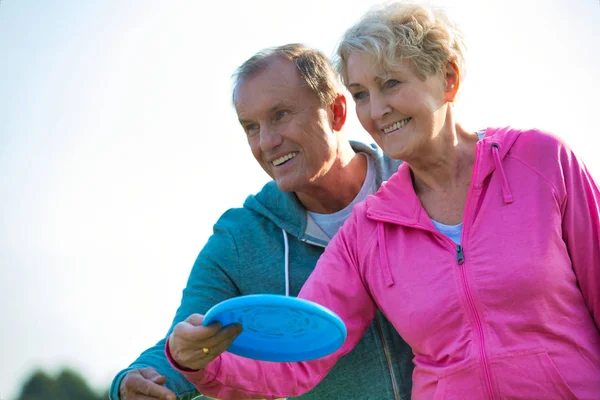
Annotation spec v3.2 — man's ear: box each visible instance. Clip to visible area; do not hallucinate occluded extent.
[331,93,347,131]
[444,61,460,103]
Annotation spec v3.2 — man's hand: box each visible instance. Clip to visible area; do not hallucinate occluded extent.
[119,367,176,400]
[169,313,242,371]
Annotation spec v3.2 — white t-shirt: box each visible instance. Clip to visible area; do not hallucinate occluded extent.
[308,154,376,239]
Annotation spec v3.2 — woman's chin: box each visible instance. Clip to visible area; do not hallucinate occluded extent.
[381,141,409,161]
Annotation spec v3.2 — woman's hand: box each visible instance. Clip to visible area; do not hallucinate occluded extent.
[168,313,242,370]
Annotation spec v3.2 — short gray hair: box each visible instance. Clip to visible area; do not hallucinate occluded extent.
[335,2,467,84]
[232,43,342,107]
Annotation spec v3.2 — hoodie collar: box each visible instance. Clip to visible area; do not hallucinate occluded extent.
[476,127,521,191]
[243,140,401,246]
[366,127,522,224]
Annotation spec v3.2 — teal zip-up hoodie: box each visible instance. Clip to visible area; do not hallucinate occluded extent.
[110,141,414,400]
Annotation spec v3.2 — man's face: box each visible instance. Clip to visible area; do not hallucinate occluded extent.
[235,57,338,193]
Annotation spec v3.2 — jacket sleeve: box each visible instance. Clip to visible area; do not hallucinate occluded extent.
[171,211,378,400]
[109,212,243,400]
[559,144,600,328]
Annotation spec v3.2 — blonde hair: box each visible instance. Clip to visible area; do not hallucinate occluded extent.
[335,2,467,84]
[232,43,342,107]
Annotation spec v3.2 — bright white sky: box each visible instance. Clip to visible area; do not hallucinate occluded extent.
[1,0,598,398]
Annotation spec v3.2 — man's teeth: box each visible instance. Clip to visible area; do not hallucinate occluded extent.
[383,118,411,134]
[272,152,298,166]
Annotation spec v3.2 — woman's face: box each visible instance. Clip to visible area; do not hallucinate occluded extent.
[346,51,455,161]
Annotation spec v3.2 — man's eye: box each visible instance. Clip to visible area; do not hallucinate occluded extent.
[352,91,367,100]
[383,79,400,89]
[275,111,288,120]
[245,124,259,134]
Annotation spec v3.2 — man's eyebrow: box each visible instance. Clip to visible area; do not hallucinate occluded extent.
[238,101,292,124]
[267,102,287,112]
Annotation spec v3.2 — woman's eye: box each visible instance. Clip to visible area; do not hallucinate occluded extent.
[384,79,400,89]
[352,91,367,100]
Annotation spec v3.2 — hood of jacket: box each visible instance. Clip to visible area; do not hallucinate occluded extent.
[243,140,403,246]
[365,127,522,226]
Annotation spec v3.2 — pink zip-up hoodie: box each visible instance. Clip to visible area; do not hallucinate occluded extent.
[168,127,600,399]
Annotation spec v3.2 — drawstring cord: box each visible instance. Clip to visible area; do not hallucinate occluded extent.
[282,229,290,296]
[491,143,514,204]
[377,223,395,287]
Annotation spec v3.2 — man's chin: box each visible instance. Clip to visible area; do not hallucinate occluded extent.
[274,177,298,193]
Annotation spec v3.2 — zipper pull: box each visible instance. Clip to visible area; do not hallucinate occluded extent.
[456,244,465,265]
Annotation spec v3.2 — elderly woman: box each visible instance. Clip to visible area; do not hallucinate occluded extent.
[166,2,600,399]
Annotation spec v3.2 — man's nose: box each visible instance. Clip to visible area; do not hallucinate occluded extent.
[259,125,283,151]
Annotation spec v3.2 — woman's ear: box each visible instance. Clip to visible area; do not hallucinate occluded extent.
[331,93,347,131]
[444,61,460,102]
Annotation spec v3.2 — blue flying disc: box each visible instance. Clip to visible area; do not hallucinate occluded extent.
[203,294,347,362]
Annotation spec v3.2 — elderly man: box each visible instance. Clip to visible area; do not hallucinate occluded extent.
[110,43,413,400]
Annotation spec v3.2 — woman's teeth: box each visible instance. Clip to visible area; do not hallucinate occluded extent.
[383,118,411,134]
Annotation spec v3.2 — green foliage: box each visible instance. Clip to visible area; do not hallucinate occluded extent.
[17,370,58,400]
[16,368,107,400]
